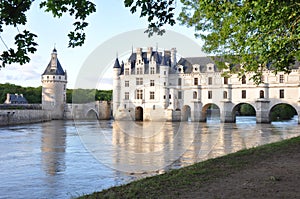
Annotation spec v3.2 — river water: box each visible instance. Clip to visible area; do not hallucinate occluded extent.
[0,116,299,199]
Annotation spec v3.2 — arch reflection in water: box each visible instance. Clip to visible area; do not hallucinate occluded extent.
[76,116,300,174]
[41,121,66,175]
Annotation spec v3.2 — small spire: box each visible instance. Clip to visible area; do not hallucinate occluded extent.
[156,43,158,51]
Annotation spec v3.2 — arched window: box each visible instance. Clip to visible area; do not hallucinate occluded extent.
[223,91,228,99]
[193,91,197,99]
[178,78,182,86]
[242,75,246,84]
[260,90,264,98]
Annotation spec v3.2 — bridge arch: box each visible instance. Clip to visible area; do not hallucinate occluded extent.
[201,103,220,122]
[86,108,99,119]
[181,105,191,121]
[269,103,298,122]
[232,103,256,123]
[135,106,143,121]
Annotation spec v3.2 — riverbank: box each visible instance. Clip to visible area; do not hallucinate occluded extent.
[78,135,300,198]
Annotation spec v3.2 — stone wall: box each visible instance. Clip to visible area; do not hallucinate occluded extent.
[64,101,112,120]
[0,110,51,126]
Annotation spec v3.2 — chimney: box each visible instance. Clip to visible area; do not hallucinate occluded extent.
[147,47,153,60]
[171,48,177,67]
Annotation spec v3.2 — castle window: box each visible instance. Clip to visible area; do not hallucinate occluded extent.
[136,78,143,85]
[153,105,155,110]
[194,78,198,86]
[208,77,213,85]
[150,91,155,100]
[136,90,143,99]
[124,104,126,109]
[242,90,246,99]
[223,91,227,99]
[169,94,171,99]
[193,91,197,99]
[163,95,166,99]
[125,92,129,100]
[279,89,284,98]
[150,67,155,74]
[150,80,155,86]
[125,81,129,87]
[47,76,49,79]
[178,91,182,99]
[136,67,143,75]
[208,91,212,99]
[242,75,246,84]
[53,76,55,79]
[260,90,264,98]
[64,85,66,90]
[59,76,61,80]
[125,68,129,75]
[164,71,167,75]
[178,78,182,86]
[279,75,284,83]
[224,77,228,85]
[164,82,166,86]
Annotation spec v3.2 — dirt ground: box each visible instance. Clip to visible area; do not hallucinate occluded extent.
[182,144,300,199]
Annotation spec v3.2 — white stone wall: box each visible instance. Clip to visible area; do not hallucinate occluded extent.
[113,48,300,123]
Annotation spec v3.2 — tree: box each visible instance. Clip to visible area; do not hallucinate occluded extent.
[0,0,96,68]
[125,0,300,84]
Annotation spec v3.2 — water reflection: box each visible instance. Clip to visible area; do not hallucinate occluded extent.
[0,117,299,199]
[76,116,299,174]
[41,121,66,175]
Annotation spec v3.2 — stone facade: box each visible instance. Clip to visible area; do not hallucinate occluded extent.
[113,47,300,123]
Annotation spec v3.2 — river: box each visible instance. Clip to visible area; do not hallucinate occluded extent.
[0,116,299,199]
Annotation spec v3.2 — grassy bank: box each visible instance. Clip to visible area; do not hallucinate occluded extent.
[78,136,300,198]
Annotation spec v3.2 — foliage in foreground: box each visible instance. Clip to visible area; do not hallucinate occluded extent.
[78,136,300,199]
[126,0,300,84]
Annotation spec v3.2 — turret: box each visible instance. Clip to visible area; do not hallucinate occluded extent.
[112,58,121,118]
[41,48,67,119]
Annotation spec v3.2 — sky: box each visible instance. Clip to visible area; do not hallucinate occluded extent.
[0,0,206,90]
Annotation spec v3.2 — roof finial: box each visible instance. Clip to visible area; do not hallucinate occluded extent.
[131,45,133,53]
[53,43,57,53]
[156,42,158,52]
[116,51,118,59]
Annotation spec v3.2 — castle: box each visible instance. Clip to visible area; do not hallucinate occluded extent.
[112,47,300,123]
[41,48,67,119]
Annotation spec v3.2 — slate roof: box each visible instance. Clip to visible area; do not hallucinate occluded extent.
[113,58,121,68]
[42,48,66,76]
[176,57,219,73]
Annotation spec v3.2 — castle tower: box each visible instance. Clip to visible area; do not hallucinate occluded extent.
[112,57,121,118]
[41,48,67,119]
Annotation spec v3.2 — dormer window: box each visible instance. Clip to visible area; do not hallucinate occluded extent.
[136,67,143,75]
[177,65,184,73]
[193,64,200,73]
[207,63,214,72]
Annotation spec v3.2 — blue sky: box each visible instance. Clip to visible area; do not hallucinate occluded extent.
[0,0,205,89]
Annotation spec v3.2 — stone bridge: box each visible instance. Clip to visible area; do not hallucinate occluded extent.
[65,101,111,120]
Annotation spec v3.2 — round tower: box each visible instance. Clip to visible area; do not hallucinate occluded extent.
[41,48,67,119]
[112,58,121,119]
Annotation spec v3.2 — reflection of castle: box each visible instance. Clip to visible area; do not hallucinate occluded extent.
[113,47,300,123]
[41,121,66,175]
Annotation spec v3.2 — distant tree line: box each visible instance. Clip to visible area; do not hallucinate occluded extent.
[67,89,112,103]
[0,83,112,104]
[0,83,42,104]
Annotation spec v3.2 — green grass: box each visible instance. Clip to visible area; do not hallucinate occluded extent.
[77,136,300,199]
